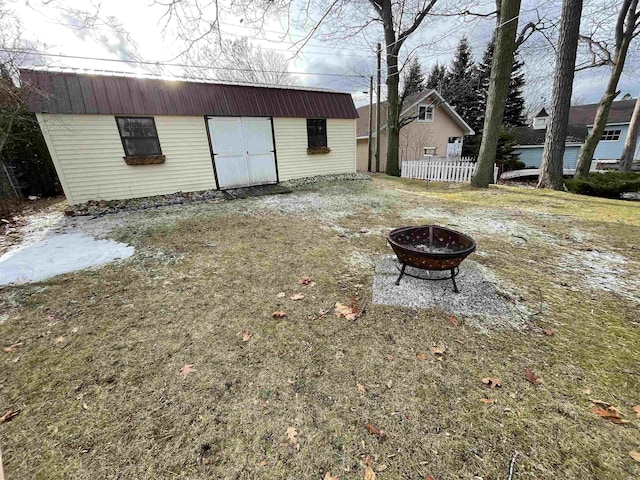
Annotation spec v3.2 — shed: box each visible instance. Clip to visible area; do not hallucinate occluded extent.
[21,69,359,205]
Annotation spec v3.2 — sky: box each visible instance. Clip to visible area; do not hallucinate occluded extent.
[6,0,640,112]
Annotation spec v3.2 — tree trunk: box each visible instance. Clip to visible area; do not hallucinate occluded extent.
[537,0,583,190]
[619,93,640,171]
[574,3,635,177]
[471,0,522,188]
[380,0,402,177]
[386,60,401,176]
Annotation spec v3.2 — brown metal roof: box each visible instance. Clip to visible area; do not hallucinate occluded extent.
[21,69,359,119]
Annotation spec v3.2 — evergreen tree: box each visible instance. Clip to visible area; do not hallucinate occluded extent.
[477,39,526,128]
[401,57,425,102]
[441,37,481,133]
[425,62,447,92]
[464,39,527,156]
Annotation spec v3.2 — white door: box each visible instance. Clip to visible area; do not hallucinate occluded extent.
[208,117,277,189]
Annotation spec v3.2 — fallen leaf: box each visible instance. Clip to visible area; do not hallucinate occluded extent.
[276,292,286,298]
[479,398,494,404]
[290,293,305,301]
[0,409,21,424]
[13,356,20,363]
[630,450,640,462]
[416,353,427,360]
[298,276,315,287]
[582,387,591,395]
[257,461,268,467]
[272,311,287,318]
[2,342,23,353]
[482,377,502,389]
[524,368,544,385]
[363,467,376,480]
[357,383,366,393]
[334,302,359,320]
[385,355,393,362]
[590,406,629,424]
[349,293,362,315]
[543,328,554,336]
[430,341,447,356]
[324,472,339,480]
[363,455,373,467]
[242,330,252,342]
[180,364,196,378]
[286,426,300,450]
[589,399,610,407]
[71,327,79,333]
[365,422,387,441]
[448,315,457,326]
[375,464,387,472]
[82,402,89,410]
[632,405,640,417]
[54,336,65,344]
[426,477,435,480]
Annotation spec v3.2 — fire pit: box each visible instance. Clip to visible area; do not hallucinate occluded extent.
[387,225,476,293]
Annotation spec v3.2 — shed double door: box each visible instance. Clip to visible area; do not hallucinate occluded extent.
[207,117,277,189]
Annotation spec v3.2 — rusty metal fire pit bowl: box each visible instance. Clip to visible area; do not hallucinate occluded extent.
[387,225,476,293]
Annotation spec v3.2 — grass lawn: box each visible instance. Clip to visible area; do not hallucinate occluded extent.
[1,175,639,479]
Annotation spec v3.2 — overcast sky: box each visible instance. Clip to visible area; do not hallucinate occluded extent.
[7,0,640,110]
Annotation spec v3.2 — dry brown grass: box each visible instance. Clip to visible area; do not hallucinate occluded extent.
[1,176,639,479]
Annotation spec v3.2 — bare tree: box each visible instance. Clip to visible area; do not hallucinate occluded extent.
[368,0,440,177]
[471,0,522,188]
[185,37,292,85]
[0,1,43,213]
[537,0,583,190]
[619,93,640,171]
[574,0,640,177]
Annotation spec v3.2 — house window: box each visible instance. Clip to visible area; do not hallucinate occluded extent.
[601,129,621,141]
[417,104,434,122]
[423,147,437,156]
[533,117,548,129]
[307,119,327,148]
[116,117,162,156]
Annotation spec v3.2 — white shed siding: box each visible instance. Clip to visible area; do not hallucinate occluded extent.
[37,114,216,205]
[273,118,356,180]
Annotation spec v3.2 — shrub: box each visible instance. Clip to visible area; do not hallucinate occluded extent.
[565,171,640,199]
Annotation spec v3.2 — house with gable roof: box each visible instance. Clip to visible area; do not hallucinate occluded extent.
[513,99,640,169]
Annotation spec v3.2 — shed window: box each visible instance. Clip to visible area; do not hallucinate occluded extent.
[417,104,434,122]
[601,129,621,141]
[307,119,327,148]
[116,117,162,156]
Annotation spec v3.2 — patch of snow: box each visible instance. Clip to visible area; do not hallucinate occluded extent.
[0,232,134,285]
[347,252,375,271]
[402,206,552,244]
[559,249,640,303]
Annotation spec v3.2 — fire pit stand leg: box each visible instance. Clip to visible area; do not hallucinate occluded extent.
[395,264,407,285]
[450,268,460,293]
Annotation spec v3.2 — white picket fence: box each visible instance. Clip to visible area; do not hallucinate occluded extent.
[401,157,498,183]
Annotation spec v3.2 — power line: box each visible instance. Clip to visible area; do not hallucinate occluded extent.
[40,20,374,58]
[1,47,367,79]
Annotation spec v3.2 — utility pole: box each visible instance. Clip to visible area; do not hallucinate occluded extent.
[375,42,381,173]
[367,76,373,172]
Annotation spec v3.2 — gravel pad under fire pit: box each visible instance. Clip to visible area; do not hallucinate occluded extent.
[373,255,512,318]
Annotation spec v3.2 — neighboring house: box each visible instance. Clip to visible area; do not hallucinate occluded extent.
[355,90,474,172]
[21,69,358,205]
[513,99,640,169]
